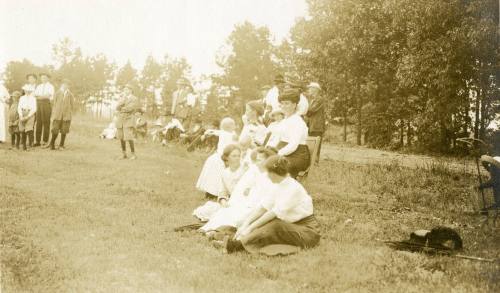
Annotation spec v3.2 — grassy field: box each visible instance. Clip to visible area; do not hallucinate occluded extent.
[1,115,499,293]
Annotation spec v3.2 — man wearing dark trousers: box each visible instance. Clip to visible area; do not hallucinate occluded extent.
[305,82,325,164]
[34,73,54,147]
[47,79,74,150]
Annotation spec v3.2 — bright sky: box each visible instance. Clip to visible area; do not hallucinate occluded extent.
[0,0,307,77]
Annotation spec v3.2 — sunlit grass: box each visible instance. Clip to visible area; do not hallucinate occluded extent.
[1,115,498,292]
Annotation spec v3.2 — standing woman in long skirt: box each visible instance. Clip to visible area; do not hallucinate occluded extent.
[0,83,9,143]
[274,88,311,178]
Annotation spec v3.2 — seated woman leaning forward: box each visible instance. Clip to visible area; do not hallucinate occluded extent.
[220,155,321,256]
[193,144,245,221]
[199,147,277,233]
[196,117,238,199]
[275,88,311,178]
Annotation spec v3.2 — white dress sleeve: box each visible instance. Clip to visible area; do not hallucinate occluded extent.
[296,94,309,116]
[278,119,301,156]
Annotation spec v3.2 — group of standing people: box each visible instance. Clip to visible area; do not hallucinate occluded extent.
[0,74,74,151]
[188,75,326,255]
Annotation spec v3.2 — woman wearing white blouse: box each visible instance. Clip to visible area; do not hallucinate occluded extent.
[223,155,320,255]
[239,100,267,147]
[275,88,311,178]
[0,83,9,143]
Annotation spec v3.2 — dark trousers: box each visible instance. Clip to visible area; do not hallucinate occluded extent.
[35,99,52,144]
[309,131,324,163]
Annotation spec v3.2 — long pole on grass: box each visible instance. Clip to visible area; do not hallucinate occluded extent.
[457,138,488,209]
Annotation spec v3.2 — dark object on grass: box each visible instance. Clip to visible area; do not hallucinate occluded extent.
[385,226,499,262]
[386,226,463,255]
[173,223,203,232]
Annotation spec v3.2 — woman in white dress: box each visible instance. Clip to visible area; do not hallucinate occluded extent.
[275,88,311,178]
[264,107,285,148]
[200,147,277,233]
[240,101,267,147]
[0,83,10,143]
[224,155,320,255]
[196,117,238,198]
[193,144,245,221]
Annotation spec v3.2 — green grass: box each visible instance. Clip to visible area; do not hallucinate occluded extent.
[1,115,499,292]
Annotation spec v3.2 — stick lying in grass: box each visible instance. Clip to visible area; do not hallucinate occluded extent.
[384,241,499,263]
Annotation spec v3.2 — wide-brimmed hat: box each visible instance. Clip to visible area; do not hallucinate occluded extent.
[481,155,500,168]
[278,87,300,104]
[22,84,35,92]
[273,74,285,84]
[11,90,22,97]
[247,100,264,116]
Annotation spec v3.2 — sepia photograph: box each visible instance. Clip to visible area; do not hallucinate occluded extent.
[0,0,499,292]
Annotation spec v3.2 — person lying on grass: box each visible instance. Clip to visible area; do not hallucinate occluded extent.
[199,147,276,235]
[193,144,245,221]
[219,155,321,255]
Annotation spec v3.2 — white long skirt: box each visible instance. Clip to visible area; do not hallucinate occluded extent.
[200,204,253,232]
[196,152,225,196]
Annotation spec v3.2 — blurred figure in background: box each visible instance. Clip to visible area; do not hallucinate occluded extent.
[48,79,74,150]
[34,73,54,147]
[305,82,325,164]
[7,91,21,149]
[18,84,37,150]
[0,82,9,143]
[116,84,141,159]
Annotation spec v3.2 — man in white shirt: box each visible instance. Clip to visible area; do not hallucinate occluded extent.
[264,75,309,117]
[263,74,286,114]
[34,73,55,146]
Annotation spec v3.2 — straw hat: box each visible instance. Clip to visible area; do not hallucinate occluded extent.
[481,155,500,168]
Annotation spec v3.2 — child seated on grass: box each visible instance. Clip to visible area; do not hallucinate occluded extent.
[100,117,117,140]
[161,116,185,146]
[181,117,205,151]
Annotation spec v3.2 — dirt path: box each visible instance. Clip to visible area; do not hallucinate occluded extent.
[321,144,478,174]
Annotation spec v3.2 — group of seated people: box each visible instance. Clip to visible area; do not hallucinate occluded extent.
[190,87,320,255]
[100,113,220,153]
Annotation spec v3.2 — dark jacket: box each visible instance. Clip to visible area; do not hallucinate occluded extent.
[480,165,500,205]
[52,89,74,121]
[306,95,326,133]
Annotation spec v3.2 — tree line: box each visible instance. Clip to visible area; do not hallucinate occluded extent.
[2,0,498,154]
